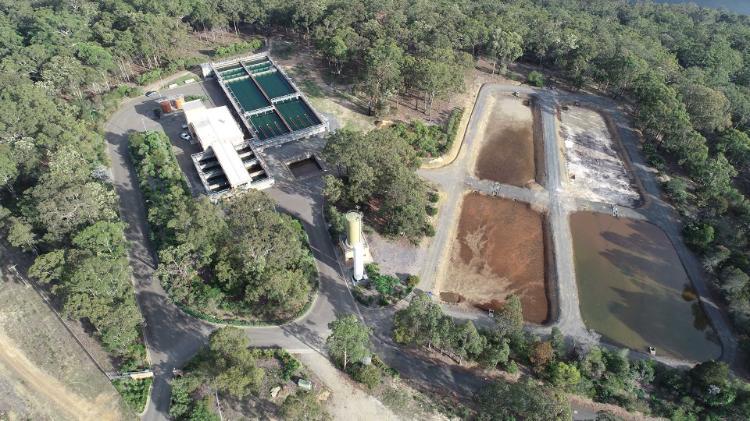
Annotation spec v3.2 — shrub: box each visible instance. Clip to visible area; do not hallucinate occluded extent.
[663,177,690,205]
[352,285,373,306]
[684,222,715,252]
[277,350,302,381]
[372,273,400,296]
[405,275,420,289]
[325,204,347,240]
[352,364,382,389]
[137,69,163,85]
[428,191,439,203]
[372,355,399,378]
[423,223,436,237]
[527,70,545,87]
[214,39,263,58]
[112,378,152,413]
[443,107,464,151]
[426,206,438,216]
[184,95,206,102]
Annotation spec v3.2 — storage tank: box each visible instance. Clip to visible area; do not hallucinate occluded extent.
[159,99,173,113]
[174,95,185,110]
[345,211,362,247]
[345,211,364,281]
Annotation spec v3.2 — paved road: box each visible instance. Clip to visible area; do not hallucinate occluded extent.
[100,80,737,420]
[104,84,524,420]
[106,98,215,420]
[104,84,367,419]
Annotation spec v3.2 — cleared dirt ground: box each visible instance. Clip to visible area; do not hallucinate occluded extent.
[439,193,549,324]
[0,277,127,420]
[474,95,537,187]
[559,106,639,207]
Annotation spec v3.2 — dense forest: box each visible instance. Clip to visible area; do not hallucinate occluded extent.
[129,131,316,322]
[1,0,750,380]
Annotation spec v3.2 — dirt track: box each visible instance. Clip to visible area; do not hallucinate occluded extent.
[0,331,121,421]
[440,193,549,323]
[474,96,536,187]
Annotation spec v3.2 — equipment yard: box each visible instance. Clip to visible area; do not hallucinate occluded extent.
[473,95,538,187]
[440,193,549,324]
[559,105,640,207]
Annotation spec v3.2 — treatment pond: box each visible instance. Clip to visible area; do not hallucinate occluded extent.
[571,212,721,361]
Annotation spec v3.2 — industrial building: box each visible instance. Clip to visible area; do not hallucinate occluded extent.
[184,99,273,198]
[206,53,328,149]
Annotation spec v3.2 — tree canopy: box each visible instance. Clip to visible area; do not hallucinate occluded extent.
[323,128,432,242]
[131,131,316,322]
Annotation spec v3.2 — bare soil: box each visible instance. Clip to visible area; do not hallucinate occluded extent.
[0,278,126,420]
[297,353,403,421]
[474,96,537,187]
[440,193,549,324]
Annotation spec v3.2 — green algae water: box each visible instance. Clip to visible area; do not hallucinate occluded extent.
[571,212,721,361]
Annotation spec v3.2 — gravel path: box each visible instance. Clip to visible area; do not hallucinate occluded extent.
[298,352,401,421]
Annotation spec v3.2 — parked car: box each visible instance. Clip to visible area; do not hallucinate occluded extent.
[181,123,189,130]
[145,90,158,98]
[180,132,192,141]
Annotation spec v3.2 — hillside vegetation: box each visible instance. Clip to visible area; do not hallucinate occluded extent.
[1,0,750,396]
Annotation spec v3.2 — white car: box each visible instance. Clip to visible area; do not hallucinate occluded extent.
[180,132,192,141]
[181,123,189,130]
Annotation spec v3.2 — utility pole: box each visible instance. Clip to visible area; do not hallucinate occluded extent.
[215,389,224,421]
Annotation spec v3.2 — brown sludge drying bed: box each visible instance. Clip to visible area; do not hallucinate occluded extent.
[442,193,549,323]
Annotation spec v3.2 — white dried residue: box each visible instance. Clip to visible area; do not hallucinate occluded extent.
[560,107,639,207]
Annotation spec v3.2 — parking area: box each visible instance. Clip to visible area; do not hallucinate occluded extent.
[136,78,332,196]
[137,80,236,195]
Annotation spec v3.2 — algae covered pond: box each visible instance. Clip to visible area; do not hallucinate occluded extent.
[571,212,721,361]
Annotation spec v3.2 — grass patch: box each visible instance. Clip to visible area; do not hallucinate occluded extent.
[272,41,297,60]
[112,378,152,414]
[299,79,324,98]
[213,39,263,58]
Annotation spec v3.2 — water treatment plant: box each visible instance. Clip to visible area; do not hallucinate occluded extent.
[210,54,327,148]
[176,52,329,199]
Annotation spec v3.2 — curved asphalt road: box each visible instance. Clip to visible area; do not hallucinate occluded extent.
[105,93,512,420]
[104,82,736,420]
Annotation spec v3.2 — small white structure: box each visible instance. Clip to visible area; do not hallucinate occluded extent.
[184,100,273,197]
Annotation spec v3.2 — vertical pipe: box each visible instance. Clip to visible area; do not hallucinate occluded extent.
[353,243,364,281]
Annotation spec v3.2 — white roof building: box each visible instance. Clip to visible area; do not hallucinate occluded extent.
[184,100,251,188]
